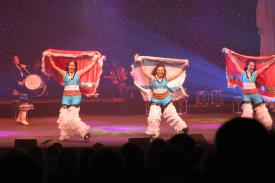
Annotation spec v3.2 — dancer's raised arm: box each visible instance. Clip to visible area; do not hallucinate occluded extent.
[78,54,99,77]
[255,58,275,76]
[48,55,66,78]
[134,53,154,80]
[222,48,243,74]
[167,60,189,82]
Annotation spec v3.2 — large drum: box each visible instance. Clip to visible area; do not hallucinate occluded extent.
[24,74,47,97]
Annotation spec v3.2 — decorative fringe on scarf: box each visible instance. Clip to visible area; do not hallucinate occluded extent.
[42,49,105,97]
[131,55,188,102]
[223,48,275,102]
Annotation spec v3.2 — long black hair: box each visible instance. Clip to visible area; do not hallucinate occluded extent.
[151,63,167,76]
[66,59,78,72]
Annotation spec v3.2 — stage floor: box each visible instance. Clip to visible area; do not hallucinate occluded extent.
[0,113,240,148]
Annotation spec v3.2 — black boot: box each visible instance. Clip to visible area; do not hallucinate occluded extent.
[146,134,157,139]
[182,127,189,134]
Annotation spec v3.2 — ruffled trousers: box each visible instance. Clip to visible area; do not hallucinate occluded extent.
[145,103,187,138]
[57,106,90,140]
[241,103,273,130]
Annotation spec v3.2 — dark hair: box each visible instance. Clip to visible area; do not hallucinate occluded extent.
[245,61,256,72]
[66,59,78,72]
[151,63,166,76]
[11,55,19,62]
[12,54,19,58]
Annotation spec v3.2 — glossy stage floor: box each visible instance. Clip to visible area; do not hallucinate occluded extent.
[0,113,240,148]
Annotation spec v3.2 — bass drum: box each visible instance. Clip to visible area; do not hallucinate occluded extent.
[24,74,47,97]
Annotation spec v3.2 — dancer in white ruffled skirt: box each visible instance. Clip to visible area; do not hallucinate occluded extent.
[48,55,99,141]
[223,48,274,129]
[134,54,189,138]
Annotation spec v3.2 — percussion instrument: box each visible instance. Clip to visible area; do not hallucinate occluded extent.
[24,74,47,97]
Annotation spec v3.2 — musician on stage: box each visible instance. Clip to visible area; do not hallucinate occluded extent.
[105,62,128,99]
[10,55,33,125]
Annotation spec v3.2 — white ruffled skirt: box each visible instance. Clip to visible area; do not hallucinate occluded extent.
[57,106,90,140]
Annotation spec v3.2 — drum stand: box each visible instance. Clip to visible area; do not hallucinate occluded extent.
[232,96,242,113]
[210,90,223,107]
[177,97,188,115]
[196,90,209,107]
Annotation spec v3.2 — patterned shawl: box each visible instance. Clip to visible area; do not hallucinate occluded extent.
[224,48,275,101]
[131,55,188,101]
[42,49,105,97]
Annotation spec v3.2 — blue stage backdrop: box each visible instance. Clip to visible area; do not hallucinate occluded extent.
[0,0,258,100]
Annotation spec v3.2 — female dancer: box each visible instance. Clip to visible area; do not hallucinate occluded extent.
[135,54,189,138]
[223,48,274,129]
[48,54,99,141]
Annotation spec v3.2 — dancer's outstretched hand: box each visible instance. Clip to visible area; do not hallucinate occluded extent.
[221,47,229,54]
[271,56,275,64]
[221,47,230,57]
[48,55,53,62]
[183,60,189,68]
[134,53,142,62]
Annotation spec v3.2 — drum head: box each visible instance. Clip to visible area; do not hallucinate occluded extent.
[24,74,42,90]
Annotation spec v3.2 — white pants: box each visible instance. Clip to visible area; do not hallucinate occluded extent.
[145,103,187,137]
[241,103,273,130]
[57,106,90,140]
